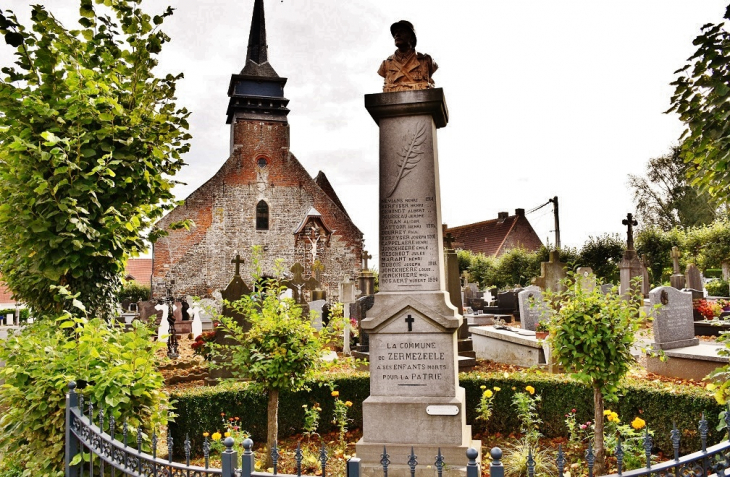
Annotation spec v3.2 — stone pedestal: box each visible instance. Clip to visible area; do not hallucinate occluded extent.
[356,89,479,476]
[619,250,644,297]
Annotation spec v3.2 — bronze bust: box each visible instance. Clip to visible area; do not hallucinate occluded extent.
[378,20,438,93]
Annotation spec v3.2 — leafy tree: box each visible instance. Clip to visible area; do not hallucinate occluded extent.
[214,251,325,467]
[0,1,191,317]
[628,146,720,230]
[635,227,684,286]
[493,247,541,289]
[546,274,647,476]
[576,234,625,284]
[668,6,730,202]
[686,220,730,275]
[0,294,169,476]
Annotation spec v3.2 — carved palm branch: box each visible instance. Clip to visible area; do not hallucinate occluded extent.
[385,121,427,198]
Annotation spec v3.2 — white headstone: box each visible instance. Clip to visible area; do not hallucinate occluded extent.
[190,305,203,338]
[308,299,327,331]
[155,303,169,342]
[518,286,550,331]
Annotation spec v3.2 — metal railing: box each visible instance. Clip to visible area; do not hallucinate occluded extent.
[65,380,730,477]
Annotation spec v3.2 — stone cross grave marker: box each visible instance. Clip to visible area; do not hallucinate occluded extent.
[340,277,357,354]
[532,250,567,292]
[670,246,686,289]
[623,213,638,250]
[518,286,550,331]
[308,299,327,331]
[685,263,703,292]
[650,286,699,350]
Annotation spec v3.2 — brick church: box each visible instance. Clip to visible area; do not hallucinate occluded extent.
[151,0,363,300]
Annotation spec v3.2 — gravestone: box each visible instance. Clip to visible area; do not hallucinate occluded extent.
[600,283,614,295]
[444,233,475,367]
[208,254,252,384]
[641,255,651,297]
[686,264,703,292]
[309,299,327,331]
[189,305,203,338]
[137,300,162,325]
[155,302,169,342]
[576,267,596,292]
[670,246,686,289]
[357,83,478,473]
[340,277,357,354]
[358,250,376,296]
[532,250,567,292]
[619,213,644,297]
[351,294,375,359]
[650,286,699,350]
[518,286,550,331]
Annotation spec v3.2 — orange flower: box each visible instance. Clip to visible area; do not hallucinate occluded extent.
[525,386,535,395]
[331,390,340,397]
[203,432,209,437]
[345,401,353,407]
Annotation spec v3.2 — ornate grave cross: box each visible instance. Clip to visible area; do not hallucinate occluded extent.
[671,246,681,274]
[405,314,415,332]
[231,254,245,276]
[285,263,307,304]
[443,233,455,250]
[165,279,179,358]
[361,250,372,272]
[622,213,638,251]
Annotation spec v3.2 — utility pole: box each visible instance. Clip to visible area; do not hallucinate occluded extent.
[549,196,561,249]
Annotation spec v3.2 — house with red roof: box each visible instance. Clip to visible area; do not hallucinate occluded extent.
[444,208,543,257]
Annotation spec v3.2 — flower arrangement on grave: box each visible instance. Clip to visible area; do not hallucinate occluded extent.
[694,298,725,320]
[191,330,217,359]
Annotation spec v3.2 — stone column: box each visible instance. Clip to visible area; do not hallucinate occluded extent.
[356,89,479,476]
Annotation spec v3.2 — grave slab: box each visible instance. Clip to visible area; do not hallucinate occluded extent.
[470,326,547,367]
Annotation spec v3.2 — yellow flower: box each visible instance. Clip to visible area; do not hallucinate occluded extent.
[203,432,209,437]
[331,390,340,397]
[631,417,646,430]
[525,386,535,395]
[607,412,619,423]
[211,432,222,441]
[494,386,501,392]
[224,431,231,437]
[345,401,353,407]
[302,404,308,408]
[603,409,612,416]
[480,385,486,390]
[483,390,493,398]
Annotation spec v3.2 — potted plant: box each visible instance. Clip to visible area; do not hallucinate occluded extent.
[535,321,549,339]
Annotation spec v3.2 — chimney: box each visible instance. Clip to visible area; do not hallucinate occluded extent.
[497,211,508,222]
[515,208,525,217]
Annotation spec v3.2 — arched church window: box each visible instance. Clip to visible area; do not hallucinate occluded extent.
[257,157,268,168]
[256,200,269,230]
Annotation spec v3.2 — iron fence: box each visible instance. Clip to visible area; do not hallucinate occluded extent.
[66,381,730,477]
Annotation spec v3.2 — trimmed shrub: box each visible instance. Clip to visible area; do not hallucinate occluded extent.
[170,371,723,458]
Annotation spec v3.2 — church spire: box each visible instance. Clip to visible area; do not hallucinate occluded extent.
[240,0,279,77]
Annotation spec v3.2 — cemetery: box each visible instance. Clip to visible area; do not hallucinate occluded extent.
[2,1,730,477]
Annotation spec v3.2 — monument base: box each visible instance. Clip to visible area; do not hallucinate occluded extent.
[355,440,481,477]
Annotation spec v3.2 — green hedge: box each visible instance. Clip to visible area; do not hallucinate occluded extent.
[170,370,724,459]
[0,308,29,323]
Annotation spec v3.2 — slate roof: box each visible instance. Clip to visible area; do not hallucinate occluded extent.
[314,171,349,219]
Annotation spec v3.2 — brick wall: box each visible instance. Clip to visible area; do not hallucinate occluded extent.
[152,119,363,301]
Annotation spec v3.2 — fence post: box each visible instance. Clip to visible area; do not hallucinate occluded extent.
[347,457,361,477]
[489,447,504,477]
[241,438,255,477]
[65,381,80,477]
[466,448,479,477]
[221,437,238,477]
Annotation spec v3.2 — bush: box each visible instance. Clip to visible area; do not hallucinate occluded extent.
[0,312,170,476]
[0,308,29,323]
[169,370,724,459]
[707,279,730,297]
[117,281,151,304]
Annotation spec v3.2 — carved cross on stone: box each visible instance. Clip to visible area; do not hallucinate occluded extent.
[405,314,415,332]
[622,213,638,251]
[443,233,455,250]
[361,250,372,271]
[231,254,245,276]
[671,246,681,274]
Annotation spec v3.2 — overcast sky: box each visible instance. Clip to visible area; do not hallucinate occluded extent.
[2,1,728,266]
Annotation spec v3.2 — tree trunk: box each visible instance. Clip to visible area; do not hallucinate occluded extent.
[722,261,729,281]
[593,387,605,476]
[264,388,279,469]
